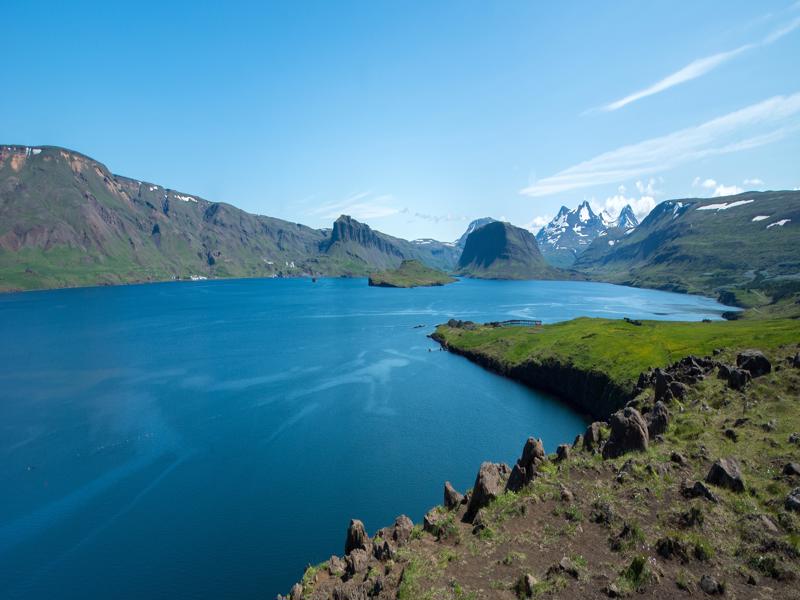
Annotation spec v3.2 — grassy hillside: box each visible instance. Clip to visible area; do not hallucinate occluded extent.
[368,260,456,288]
[574,191,800,303]
[434,317,800,392]
[0,145,457,291]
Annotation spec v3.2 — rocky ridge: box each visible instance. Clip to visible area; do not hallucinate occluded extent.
[282,343,800,599]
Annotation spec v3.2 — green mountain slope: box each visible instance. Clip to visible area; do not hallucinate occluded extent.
[574,190,800,299]
[0,145,456,291]
[456,221,560,280]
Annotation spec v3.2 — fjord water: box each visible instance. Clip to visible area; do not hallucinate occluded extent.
[0,278,733,599]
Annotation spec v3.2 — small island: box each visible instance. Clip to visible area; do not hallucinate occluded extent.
[368,260,456,288]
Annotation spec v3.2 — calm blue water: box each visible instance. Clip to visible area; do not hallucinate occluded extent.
[0,278,733,599]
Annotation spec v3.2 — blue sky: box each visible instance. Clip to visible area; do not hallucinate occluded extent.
[4,0,800,240]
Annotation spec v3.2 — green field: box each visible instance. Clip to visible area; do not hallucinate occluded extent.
[434,317,800,390]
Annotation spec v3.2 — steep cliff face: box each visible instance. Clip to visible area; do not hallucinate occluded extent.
[431,330,629,419]
[456,221,559,280]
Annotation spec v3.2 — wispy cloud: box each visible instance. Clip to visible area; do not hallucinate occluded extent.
[407,210,467,224]
[522,93,800,197]
[594,14,800,112]
[743,177,765,186]
[308,191,401,221]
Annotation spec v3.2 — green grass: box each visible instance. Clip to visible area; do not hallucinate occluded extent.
[434,317,800,390]
[368,259,456,288]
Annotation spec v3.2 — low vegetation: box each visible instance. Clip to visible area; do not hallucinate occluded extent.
[285,317,800,599]
[368,260,456,288]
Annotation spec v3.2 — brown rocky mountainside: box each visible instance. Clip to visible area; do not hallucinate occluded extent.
[0,145,457,290]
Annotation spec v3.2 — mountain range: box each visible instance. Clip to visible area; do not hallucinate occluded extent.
[535,201,639,268]
[0,145,456,291]
[1,144,798,305]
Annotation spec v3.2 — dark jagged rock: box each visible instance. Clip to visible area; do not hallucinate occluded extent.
[656,536,689,562]
[464,462,508,522]
[670,451,687,465]
[784,463,800,477]
[706,458,745,493]
[344,548,369,579]
[682,480,719,503]
[372,537,394,561]
[719,364,751,390]
[793,352,800,368]
[646,401,670,439]
[572,434,583,449]
[583,422,605,452]
[506,437,545,492]
[444,481,464,509]
[344,519,369,555]
[391,515,413,546]
[699,574,723,595]
[602,408,648,458]
[328,555,346,576]
[736,350,771,377]
[556,444,571,462]
[786,488,800,512]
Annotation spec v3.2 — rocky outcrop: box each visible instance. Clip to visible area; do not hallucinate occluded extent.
[736,350,771,377]
[602,408,649,458]
[444,481,464,509]
[718,364,752,390]
[646,401,669,439]
[706,458,745,493]
[464,462,509,523]
[507,438,545,492]
[583,422,606,452]
[344,519,369,555]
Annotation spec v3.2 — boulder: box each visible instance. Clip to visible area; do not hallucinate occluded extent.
[391,515,414,546]
[602,408,648,459]
[784,463,800,477]
[706,458,745,493]
[556,444,571,462]
[681,480,719,503]
[444,481,464,509]
[727,367,751,390]
[559,484,574,503]
[344,549,369,578]
[572,434,583,449]
[344,519,370,555]
[791,432,800,445]
[699,574,723,595]
[646,401,670,439]
[793,352,800,368]
[520,573,537,597]
[583,422,605,452]
[464,462,506,522]
[670,451,687,465]
[786,488,800,512]
[737,350,771,377]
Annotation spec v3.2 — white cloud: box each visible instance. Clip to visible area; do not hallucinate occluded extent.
[692,176,744,197]
[525,215,552,234]
[743,177,765,186]
[521,93,800,197]
[598,45,753,112]
[595,16,800,112]
[410,211,466,223]
[712,184,744,197]
[594,194,656,220]
[309,191,401,221]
